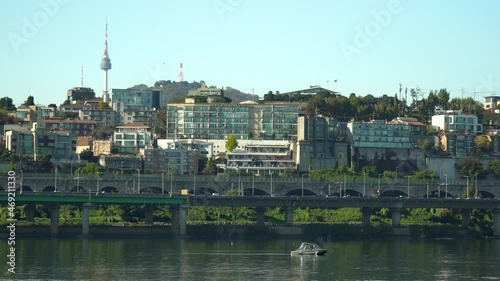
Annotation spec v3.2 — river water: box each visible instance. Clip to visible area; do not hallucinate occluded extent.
[1,238,499,280]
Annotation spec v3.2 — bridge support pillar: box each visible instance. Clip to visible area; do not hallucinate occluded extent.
[461,209,471,227]
[50,204,60,237]
[391,208,402,227]
[25,204,36,222]
[361,207,371,227]
[82,203,91,236]
[171,204,188,236]
[494,209,500,239]
[255,207,266,226]
[144,206,154,225]
[284,205,294,226]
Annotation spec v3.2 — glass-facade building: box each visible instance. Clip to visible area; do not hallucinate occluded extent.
[349,120,413,149]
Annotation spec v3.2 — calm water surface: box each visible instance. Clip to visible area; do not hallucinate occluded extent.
[0,238,499,280]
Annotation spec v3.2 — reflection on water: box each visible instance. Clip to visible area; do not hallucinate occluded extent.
[0,238,499,280]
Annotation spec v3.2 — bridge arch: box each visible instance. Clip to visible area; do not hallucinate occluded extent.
[194,187,218,195]
[478,191,495,199]
[70,186,87,192]
[140,186,162,194]
[42,186,56,192]
[380,190,408,197]
[243,188,266,196]
[18,185,33,192]
[285,189,317,196]
[101,186,119,193]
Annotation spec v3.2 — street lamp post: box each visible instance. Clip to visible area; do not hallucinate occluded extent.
[475,173,478,198]
[407,176,410,198]
[120,161,124,175]
[77,169,81,192]
[54,166,58,192]
[237,168,241,196]
[20,169,23,194]
[96,173,100,196]
[465,175,469,199]
[343,173,346,197]
[193,170,196,196]
[363,172,366,197]
[444,174,448,199]
[161,171,165,195]
[252,172,255,196]
[270,172,273,196]
[136,169,141,194]
[170,170,174,197]
[301,174,308,196]
[378,174,382,196]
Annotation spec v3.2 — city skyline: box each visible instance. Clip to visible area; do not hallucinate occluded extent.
[1,0,500,107]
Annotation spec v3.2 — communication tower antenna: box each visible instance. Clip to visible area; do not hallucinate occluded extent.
[100,18,112,102]
[178,63,184,82]
[81,65,84,87]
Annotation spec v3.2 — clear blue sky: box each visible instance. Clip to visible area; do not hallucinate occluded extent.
[1,0,500,107]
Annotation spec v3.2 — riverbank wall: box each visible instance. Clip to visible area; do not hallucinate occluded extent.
[1,224,485,239]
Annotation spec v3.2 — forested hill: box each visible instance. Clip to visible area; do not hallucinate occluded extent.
[129,80,257,104]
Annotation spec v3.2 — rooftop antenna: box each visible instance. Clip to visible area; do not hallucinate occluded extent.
[81,65,84,87]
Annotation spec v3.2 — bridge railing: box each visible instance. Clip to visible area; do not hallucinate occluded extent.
[10,173,500,188]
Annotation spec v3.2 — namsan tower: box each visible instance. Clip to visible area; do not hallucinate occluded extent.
[100,20,112,102]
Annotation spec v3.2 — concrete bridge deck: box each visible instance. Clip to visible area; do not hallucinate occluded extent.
[3,174,499,199]
[2,192,500,238]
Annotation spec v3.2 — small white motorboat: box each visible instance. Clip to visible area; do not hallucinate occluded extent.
[291,242,327,256]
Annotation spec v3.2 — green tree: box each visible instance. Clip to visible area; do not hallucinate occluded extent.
[98,101,110,109]
[412,168,438,179]
[487,159,500,177]
[225,134,238,152]
[22,95,35,107]
[361,166,378,177]
[92,124,116,140]
[456,157,484,178]
[282,167,298,177]
[474,135,491,155]
[80,162,103,175]
[0,97,16,111]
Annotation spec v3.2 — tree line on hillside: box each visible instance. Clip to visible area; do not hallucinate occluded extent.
[263,89,486,125]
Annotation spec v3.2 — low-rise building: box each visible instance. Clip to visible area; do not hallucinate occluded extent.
[113,123,153,154]
[5,123,76,160]
[431,110,482,134]
[67,87,96,103]
[225,143,295,175]
[79,108,116,127]
[41,118,96,136]
[347,119,425,172]
[435,132,475,157]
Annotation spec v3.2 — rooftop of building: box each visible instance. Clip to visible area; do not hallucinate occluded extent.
[280,85,338,95]
[67,87,95,93]
[43,118,97,124]
[116,123,150,129]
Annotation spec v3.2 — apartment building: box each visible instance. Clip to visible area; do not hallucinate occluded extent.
[113,123,153,154]
[165,100,305,141]
[435,132,475,157]
[431,110,482,134]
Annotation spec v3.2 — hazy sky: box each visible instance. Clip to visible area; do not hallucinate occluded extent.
[1,0,499,107]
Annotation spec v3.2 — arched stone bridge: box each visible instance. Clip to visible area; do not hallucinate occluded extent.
[2,174,499,199]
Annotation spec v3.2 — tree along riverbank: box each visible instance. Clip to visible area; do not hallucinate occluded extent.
[0,204,494,238]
